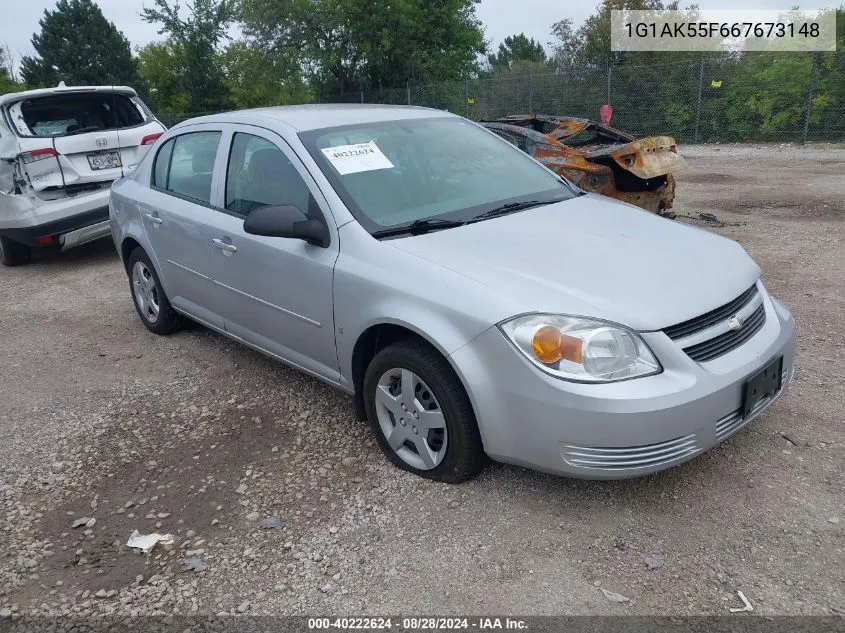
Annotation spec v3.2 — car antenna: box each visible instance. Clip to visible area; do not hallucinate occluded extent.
[111,85,125,179]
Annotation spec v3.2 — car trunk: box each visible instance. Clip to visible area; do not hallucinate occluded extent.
[4,90,164,196]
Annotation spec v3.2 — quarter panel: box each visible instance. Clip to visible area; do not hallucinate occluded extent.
[109,179,147,267]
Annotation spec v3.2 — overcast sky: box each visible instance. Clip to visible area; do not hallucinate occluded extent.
[1,0,824,66]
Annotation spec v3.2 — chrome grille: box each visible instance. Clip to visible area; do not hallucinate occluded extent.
[682,303,766,362]
[662,284,767,363]
[663,285,759,340]
[715,409,745,440]
[562,435,699,471]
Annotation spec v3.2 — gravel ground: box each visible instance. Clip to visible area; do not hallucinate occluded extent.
[0,143,843,619]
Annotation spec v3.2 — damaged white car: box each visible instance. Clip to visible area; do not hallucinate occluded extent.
[0,84,165,266]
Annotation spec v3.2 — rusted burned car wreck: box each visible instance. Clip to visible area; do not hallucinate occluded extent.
[480,115,686,217]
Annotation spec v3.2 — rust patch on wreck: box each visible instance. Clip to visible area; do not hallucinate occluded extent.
[480,115,686,217]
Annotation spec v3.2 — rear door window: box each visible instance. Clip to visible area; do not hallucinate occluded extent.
[155,131,222,205]
[7,93,149,138]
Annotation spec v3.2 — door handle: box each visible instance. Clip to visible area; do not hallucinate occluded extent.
[145,213,163,227]
[211,238,237,254]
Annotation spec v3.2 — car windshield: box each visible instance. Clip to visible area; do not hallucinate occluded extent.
[299,116,577,235]
[6,93,149,138]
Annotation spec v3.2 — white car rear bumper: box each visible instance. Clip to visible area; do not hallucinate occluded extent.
[0,187,111,230]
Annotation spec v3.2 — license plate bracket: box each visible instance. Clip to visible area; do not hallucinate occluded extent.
[87,151,122,170]
[742,356,783,418]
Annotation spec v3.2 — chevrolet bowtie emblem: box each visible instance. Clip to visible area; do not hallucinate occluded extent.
[727,314,745,331]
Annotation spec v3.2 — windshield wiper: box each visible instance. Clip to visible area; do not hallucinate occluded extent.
[470,199,561,222]
[371,217,467,239]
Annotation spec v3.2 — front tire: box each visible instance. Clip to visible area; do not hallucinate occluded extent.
[363,339,485,483]
[0,235,32,267]
[126,247,181,335]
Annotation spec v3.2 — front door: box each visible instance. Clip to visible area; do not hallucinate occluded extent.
[204,127,340,382]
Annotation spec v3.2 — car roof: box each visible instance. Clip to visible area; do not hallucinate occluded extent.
[176,104,457,132]
[0,85,138,107]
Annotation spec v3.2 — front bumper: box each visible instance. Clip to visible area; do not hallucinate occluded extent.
[449,287,797,479]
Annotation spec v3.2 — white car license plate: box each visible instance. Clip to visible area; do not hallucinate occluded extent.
[87,151,122,170]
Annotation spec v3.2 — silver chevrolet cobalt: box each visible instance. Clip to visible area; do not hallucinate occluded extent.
[109,104,796,483]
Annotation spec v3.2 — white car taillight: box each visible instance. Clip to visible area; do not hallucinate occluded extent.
[141,133,164,146]
[21,148,59,164]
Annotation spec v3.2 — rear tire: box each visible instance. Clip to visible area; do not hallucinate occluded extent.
[0,235,32,267]
[127,247,181,335]
[363,339,485,483]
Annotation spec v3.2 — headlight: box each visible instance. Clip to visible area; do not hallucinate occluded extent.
[499,314,661,383]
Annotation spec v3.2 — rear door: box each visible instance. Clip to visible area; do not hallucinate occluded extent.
[7,90,164,192]
[140,125,223,329]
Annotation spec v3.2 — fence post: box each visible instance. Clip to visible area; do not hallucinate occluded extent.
[360,89,364,104]
[803,51,819,144]
[694,56,705,143]
[528,67,534,112]
[606,62,612,103]
[464,74,469,118]
[406,82,411,105]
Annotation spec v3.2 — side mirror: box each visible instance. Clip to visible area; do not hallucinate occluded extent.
[242,205,329,247]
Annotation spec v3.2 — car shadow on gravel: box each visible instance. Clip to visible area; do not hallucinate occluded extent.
[28,237,119,267]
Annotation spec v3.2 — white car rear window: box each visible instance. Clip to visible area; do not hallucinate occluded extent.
[7,93,149,138]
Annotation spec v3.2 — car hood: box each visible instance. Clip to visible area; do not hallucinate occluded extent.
[387,194,761,331]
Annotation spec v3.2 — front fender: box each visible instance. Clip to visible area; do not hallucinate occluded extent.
[333,224,525,390]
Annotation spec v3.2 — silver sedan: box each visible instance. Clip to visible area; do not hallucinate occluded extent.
[108,105,796,483]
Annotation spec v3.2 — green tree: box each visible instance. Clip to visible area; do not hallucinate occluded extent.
[240,0,486,96]
[141,0,237,112]
[136,41,191,115]
[0,45,24,95]
[549,18,582,70]
[692,8,845,142]
[551,0,686,68]
[487,34,547,71]
[20,0,139,88]
[814,8,845,139]
[546,0,723,140]
[221,41,313,109]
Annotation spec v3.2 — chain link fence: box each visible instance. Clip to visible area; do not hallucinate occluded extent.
[161,51,845,144]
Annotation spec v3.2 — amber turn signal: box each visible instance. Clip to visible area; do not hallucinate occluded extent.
[532,326,584,365]
[532,326,563,363]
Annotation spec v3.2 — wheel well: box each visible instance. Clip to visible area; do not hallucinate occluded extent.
[351,324,436,421]
[120,237,141,272]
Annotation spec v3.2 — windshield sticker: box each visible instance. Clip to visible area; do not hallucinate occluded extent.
[321,141,394,175]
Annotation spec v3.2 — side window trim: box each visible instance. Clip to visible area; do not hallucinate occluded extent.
[222,128,242,212]
[151,137,172,189]
[209,127,234,210]
[165,138,175,190]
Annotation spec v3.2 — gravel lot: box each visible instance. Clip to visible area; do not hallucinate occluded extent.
[0,144,843,619]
